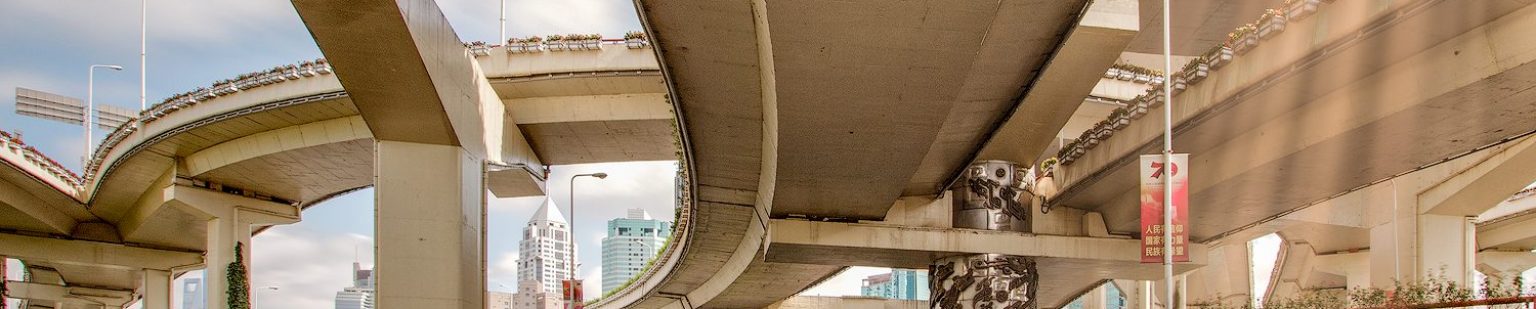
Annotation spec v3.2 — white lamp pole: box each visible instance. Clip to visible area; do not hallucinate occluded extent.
[568,172,607,309]
[140,0,147,113]
[86,64,124,162]
[1160,0,1177,307]
[499,0,506,44]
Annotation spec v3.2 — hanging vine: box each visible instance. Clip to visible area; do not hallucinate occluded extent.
[227,243,251,309]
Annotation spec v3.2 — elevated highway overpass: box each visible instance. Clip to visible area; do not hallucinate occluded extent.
[6,0,1536,308]
[1,44,669,308]
[1040,0,1536,304]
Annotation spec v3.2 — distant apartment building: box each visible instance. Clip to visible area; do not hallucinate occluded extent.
[488,291,515,309]
[512,279,564,309]
[600,209,672,293]
[334,262,375,309]
[860,269,929,301]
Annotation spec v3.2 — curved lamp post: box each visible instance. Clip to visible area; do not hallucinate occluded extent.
[86,64,123,162]
[567,172,606,309]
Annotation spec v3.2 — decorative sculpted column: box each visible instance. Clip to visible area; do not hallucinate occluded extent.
[930,254,1039,309]
[952,160,1031,232]
[934,160,1039,309]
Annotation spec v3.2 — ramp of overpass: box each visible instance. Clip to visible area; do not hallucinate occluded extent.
[0,42,669,308]
[11,0,1536,308]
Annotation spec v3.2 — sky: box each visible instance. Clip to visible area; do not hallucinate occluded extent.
[0,0,874,307]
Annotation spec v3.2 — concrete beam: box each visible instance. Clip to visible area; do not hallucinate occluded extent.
[766,219,1203,307]
[290,0,544,192]
[182,116,371,177]
[167,185,301,225]
[505,94,672,125]
[4,281,134,308]
[1420,136,1536,216]
[0,233,202,271]
[0,176,77,235]
[1475,251,1536,282]
[765,219,1205,273]
[116,167,176,242]
[1477,211,1536,251]
[974,0,1139,164]
[486,164,545,198]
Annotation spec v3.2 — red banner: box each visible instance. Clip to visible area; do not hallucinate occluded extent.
[563,279,584,309]
[1140,154,1189,263]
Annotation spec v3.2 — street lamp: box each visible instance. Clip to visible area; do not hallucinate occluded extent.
[86,64,123,161]
[567,172,607,309]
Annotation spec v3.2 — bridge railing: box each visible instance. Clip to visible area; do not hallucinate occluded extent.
[79,34,648,188]
[0,130,83,195]
[79,59,338,186]
[1054,0,1330,167]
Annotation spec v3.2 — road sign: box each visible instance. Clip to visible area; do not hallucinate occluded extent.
[15,87,135,130]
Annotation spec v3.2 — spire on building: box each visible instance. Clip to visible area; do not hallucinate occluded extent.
[530,199,567,224]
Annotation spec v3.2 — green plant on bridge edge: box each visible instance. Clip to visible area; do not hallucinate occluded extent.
[1192,270,1529,309]
[227,243,251,309]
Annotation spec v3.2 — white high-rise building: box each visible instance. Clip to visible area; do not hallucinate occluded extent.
[601,209,671,293]
[335,262,375,309]
[516,199,574,303]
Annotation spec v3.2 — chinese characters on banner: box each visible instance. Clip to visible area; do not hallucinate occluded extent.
[1140,154,1189,263]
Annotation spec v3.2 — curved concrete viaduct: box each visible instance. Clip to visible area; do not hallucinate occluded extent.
[1,44,668,309]
[10,0,1536,308]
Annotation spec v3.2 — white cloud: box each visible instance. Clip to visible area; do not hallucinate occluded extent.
[490,251,523,292]
[438,0,643,42]
[0,0,300,47]
[249,227,375,309]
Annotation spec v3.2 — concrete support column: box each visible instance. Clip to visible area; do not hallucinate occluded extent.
[204,214,253,309]
[375,141,485,309]
[929,254,1038,309]
[1139,281,1154,309]
[139,269,171,309]
[1370,207,1477,288]
[953,161,1031,232]
[931,161,1039,308]
[1417,214,1476,285]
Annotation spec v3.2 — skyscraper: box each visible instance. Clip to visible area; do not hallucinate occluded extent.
[600,209,671,293]
[334,262,375,309]
[182,278,206,309]
[516,199,573,303]
[860,269,929,300]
